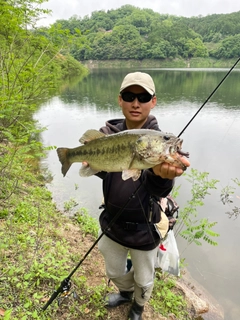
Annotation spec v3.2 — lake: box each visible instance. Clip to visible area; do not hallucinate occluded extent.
[34,67,240,319]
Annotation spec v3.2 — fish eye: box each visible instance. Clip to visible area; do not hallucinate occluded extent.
[163,135,170,141]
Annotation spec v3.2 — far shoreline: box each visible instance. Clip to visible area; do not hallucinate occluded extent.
[80,57,240,70]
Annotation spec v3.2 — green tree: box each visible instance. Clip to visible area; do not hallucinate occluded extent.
[115,9,152,35]
[210,34,240,58]
[185,11,240,42]
[86,25,145,60]
[90,10,114,31]
[184,38,209,58]
[0,0,88,209]
[36,5,240,62]
[148,40,177,59]
[147,17,207,58]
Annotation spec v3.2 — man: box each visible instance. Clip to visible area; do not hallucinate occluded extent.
[96,72,190,320]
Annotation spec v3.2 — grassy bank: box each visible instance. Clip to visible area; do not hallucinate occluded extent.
[0,154,195,320]
[81,57,240,69]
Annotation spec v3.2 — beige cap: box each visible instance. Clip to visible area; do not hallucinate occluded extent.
[120,72,155,95]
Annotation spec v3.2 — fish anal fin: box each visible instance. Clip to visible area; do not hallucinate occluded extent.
[122,169,141,181]
[79,164,99,177]
[79,129,105,144]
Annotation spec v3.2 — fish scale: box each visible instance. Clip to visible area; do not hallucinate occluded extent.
[57,129,187,181]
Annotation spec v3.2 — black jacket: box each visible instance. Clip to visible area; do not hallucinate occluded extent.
[98,115,174,250]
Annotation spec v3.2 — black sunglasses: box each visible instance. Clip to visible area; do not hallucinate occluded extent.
[121,91,154,103]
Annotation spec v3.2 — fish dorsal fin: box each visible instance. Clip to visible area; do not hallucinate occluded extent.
[79,129,105,144]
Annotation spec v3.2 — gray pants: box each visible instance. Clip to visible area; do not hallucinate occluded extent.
[98,232,158,306]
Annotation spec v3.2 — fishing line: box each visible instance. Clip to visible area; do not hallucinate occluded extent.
[177,57,240,138]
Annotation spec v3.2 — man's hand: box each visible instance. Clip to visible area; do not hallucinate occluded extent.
[152,156,190,179]
[82,161,88,167]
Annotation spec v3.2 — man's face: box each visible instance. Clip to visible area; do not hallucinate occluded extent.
[118,85,157,129]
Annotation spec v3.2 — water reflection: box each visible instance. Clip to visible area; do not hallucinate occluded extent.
[60,68,240,110]
[35,68,240,319]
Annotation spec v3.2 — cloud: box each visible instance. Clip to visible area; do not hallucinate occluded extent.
[38,0,240,26]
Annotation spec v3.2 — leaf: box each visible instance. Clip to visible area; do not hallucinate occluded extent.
[194,230,204,239]
[205,229,219,237]
[193,239,202,246]
[1,308,12,320]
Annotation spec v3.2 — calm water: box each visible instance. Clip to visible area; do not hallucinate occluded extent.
[34,68,240,319]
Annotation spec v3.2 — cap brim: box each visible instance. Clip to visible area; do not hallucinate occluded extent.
[120,84,154,95]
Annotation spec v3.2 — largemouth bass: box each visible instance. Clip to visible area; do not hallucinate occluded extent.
[57,129,188,181]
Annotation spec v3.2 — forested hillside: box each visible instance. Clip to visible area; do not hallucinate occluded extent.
[43,5,240,61]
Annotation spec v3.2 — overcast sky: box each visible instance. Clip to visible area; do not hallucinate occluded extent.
[38,0,240,26]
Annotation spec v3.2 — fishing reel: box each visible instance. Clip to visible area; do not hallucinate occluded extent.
[57,279,72,305]
[42,278,79,310]
[57,279,79,306]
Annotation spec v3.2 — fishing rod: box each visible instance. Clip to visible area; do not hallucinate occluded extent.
[42,183,143,311]
[177,57,240,138]
[42,57,240,311]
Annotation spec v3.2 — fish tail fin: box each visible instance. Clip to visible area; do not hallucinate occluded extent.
[57,147,72,177]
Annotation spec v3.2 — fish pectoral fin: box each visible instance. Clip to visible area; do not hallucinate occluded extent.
[122,169,141,181]
[79,164,99,177]
[79,129,105,144]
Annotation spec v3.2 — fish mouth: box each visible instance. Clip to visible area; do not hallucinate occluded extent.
[168,138,189,170]
[177,149,190,157]
[177,139,189,157]
[175,138,189,158]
